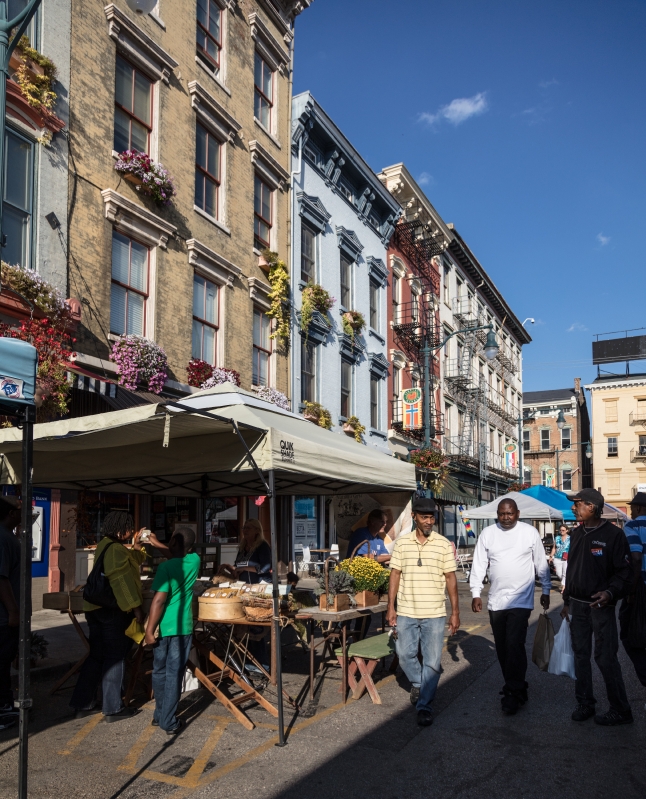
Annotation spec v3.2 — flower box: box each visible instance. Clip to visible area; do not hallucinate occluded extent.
[123,172,143,187]
[258,253,270,273]
[342,423,357,437]
[354,590,379,608]
[304,412,320,424]
[9,51,45,80]
[319,594,351,612]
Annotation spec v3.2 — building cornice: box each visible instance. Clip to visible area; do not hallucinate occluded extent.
[187,239,241,288]
[101,189,176,249]
[297,192,330,233]
[188,81,242,143]
[248,12,290,76]
[104,4,178,84]
[255,0,294,43]
[367,256,388,287]
[247,276,272,310]
[368,351,389,378]
[249,139,289,191]
[585,378,646,391]
[336,226,363,261]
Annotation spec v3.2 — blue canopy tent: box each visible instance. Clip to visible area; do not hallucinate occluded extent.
[521,486,576,520]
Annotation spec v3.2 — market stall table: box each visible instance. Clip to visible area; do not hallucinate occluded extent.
[296,601,388,703]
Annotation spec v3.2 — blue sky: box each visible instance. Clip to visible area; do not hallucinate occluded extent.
[292,0,646,393]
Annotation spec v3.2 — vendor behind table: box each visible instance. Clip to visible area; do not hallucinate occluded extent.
[217,519,271,585]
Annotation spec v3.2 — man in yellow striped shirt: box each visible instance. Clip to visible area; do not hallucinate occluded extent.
[387,497,459,726]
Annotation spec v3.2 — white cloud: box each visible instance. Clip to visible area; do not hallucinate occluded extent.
[539,79,559,89]
[419,92,488,127]
[597,232,610,246]
[417,172,433,186]
[567,322,588,333]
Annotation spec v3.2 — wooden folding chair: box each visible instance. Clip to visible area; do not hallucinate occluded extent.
[335,632,396,705]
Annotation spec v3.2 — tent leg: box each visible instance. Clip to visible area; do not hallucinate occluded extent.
[268,470,286,747]
[18,406,35,799]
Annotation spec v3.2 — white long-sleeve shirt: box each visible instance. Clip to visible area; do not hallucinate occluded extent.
[470,521,551,611]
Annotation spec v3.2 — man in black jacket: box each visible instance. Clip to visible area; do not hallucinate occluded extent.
[562,488,633,726]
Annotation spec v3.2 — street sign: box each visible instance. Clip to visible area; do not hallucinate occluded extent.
[402,387,422,430]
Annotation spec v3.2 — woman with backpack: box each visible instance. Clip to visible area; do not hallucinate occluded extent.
[70,511,147,722]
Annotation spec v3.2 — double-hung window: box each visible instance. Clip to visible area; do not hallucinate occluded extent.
[369,280,379,330]
[340,360,352,418]
[607,437,618,457]
[561,469,572,491]
[523,429,530,452]
[254,175,272,250]
[114,55,152,154]
[254,51,273,129]
[301,224,316,283]
[370,375,379,429]
[192,274,218,365]
[195,123,220,218]
[301,339,316,403]
[252,308,271,387]
[196,0,222,73]
[340,255,352,308]
[561,427,571,450]
[110,231,148,336]
[2,128,33,269]
[541,429,551,450]
[443,265,450,305]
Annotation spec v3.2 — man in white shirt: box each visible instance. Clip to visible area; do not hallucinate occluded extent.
[470,498,551,715]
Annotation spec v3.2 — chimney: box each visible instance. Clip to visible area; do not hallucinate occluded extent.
[574,377,581,396]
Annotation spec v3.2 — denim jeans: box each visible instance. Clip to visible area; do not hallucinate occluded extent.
[489,608,531,695]
[569,600,630,714]
[395,615,445,712]
[0,626,19,708]
[70,608,133,716]
[619,598,646,688]
[152,634,193,732]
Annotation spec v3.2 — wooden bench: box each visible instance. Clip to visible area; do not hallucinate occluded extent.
[335,632,396,705]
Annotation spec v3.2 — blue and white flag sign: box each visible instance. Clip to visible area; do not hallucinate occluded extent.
[0,338,38,407]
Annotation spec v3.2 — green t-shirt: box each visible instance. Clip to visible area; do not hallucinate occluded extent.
[151,552,200,637]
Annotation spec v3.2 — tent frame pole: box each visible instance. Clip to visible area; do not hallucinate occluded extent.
[268,469,286,746]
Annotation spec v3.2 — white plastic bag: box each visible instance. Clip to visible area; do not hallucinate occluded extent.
[181,667,199,693]
[548,619,576,679]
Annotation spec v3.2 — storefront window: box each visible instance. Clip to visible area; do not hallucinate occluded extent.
[204,497,239,543]
[293,496,318,555]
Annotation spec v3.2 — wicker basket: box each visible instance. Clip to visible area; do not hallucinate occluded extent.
[198,590,244,621]
[242,597,273,622]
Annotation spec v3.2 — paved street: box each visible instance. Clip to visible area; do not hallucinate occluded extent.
[1,583,644,799]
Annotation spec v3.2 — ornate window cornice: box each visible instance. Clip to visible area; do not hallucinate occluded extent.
[367,256,388,287]
[104,4,178,83]
[339,335,365,363]
[336,226,363,261]
[297,192,330,233]
[187,239,241,288]
[248,12,290,76]
[247,276,272,310]
[368,351,390,379]
[390,349,407,369]
[188,81,242,143]
[101,189,176,249]
[249,139,290,191]
[297,311,330,345]
[256,0,294,44]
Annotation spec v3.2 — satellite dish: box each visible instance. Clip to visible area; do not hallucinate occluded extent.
[125,0,157,15]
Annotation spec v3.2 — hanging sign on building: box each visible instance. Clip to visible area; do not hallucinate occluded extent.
[504,442,518,472]
[402,387,422,430]
[544,467,556,488]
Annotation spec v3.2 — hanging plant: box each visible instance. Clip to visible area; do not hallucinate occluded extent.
[410,447,451,493]
[301,283,335,336]
[1,262,71,326]
[187,358,213,387]
[341,310,366,342]
[302,401,332,430]
[342,415,366,443]
[12,36,57,113]
[110,335,168,394]
[261,249,290,344]
[114,150,176,206]
[200,367,241,389]
[252,385,290,410]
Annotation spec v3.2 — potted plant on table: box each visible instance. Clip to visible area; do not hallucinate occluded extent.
[342,415,366,442]
[314,568,355,612]
[338,557,390,608]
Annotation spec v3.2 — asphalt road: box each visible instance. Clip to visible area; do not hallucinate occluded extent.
[1,582,644,799]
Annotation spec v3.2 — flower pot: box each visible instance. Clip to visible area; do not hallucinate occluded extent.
[319,593,351,612]
[258,254,270,272]
[304,412,319,425]
[123,172,143,187]
[354,590,379,608]
[9,51,45,80]
[343,423,357,437]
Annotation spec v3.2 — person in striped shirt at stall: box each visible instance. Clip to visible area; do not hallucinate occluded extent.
[621,492,646,691]
[387,497,460,728]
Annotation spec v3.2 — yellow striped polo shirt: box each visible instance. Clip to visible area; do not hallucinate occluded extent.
[390,530,457,619]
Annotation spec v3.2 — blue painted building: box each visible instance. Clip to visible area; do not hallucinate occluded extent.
[290,92,401,456]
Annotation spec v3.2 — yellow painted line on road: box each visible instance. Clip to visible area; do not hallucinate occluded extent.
[182,719,230,786]
[118,722,158,772]
[58,713,103,756]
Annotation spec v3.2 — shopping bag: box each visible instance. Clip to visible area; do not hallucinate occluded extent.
[182,668,200,693]
[125,618,145,645]
[627,580,646,650]
[532,612,555,671]
[548,619,576,679]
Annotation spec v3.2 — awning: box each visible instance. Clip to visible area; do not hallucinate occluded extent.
[466,491,563,520]
[432,475,477,505]
[0,383,416,497]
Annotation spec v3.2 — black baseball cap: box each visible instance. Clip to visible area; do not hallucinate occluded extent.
[573,488,604,507]
[630,492,646,506]
[412,497,437,514]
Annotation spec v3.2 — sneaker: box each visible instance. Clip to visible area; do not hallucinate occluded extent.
[594,709,634,726]
[151,719,159,727]
[417,710,433,727]
[501,694,519,716]
[571,704,595,722]
[165,719,185,736]
[410,686,420,706]
[104,707,141,723]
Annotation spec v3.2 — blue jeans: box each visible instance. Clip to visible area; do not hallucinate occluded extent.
[70,608,134,715]
[396,615,445,712]
[152,634,193,732]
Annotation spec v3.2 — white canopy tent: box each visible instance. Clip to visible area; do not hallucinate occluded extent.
[465,491,564,520]
[0,383,416,744]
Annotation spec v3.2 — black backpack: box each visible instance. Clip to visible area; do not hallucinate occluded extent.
[83,540,119,609]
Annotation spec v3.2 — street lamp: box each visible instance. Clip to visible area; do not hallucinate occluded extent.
[556,409,567,430]
[586,441,592,459]
[483,329,499,360]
